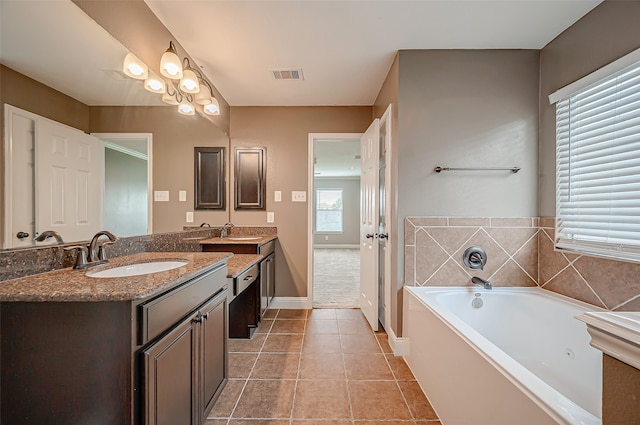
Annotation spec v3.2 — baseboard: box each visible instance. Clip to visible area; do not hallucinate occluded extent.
[270,297,311,310]
[387,327,408,357]
[313,244,359,249]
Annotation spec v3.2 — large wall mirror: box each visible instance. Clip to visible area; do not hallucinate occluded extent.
[0,1,230,250]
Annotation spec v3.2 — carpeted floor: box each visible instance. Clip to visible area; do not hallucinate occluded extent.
[313,248,360,308]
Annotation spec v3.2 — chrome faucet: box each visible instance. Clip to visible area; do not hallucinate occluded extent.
[471,276,492,290]
[88,230,118,263]
[219,222,234,238]
[34,230,64,244]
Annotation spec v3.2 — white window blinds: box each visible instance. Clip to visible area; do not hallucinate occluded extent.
[555,59,640,262]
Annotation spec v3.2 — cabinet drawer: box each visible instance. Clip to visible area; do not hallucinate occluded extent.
[140,264,226,344]
[234,263,259,296]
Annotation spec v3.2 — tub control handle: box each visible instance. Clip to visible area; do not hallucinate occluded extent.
[462,246,487,271]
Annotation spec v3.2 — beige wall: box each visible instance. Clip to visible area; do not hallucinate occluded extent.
[90,106,230,233]
[229,107,373,298]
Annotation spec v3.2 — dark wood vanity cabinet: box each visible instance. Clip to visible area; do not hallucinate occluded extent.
[0,264,228,425]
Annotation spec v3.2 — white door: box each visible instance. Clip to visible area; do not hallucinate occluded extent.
[35,120,104,243]
[360,119,380,331]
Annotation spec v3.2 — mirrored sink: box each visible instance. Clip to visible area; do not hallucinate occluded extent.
[226,237,262,241]
[86,260,189,278]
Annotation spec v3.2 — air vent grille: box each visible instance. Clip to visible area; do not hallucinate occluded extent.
[271,68,304,80]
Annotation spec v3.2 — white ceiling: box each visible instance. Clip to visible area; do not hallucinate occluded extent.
[146,0,603,106]
[314,139,362,178]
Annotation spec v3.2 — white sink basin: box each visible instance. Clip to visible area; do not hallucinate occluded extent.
[226,237,261,241]
[86,260,189,278]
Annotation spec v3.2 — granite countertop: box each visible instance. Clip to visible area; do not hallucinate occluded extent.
[226,254,264,278]
[200,235,277,246]
[0,252,233,303]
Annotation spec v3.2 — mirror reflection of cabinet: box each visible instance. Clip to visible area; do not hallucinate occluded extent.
[195,147,226,210]
[234,147,266,210]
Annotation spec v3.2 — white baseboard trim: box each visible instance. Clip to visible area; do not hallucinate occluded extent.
[313,244,359,249]
[387,327,408,357]
[270,297,311,310]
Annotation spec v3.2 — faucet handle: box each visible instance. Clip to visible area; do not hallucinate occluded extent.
[64,245,90,269]
[97,241,115,261]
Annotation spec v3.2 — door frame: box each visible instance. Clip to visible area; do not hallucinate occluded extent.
[92,132,154,235]
[307,133,363,308]
[378,105,393,332]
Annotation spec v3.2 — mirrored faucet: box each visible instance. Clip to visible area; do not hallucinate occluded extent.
[471,276,492,290]
[88,230,118,263]
[219,222,234,238]
[34,230,64,244]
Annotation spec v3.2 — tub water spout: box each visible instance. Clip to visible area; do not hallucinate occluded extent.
[471,276,492,290]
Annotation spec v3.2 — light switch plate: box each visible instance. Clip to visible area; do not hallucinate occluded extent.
[274,191,282,202]
[186,211,194,222]
[267,212,275,223]
[292,191,306,202]
[179,190,187,202]
[154,191,169,202]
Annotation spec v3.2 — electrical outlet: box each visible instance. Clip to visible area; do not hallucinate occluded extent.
[154,191,169,202]
[179,190,187,202]
[267,212,275,223]
[292,191,306,202]
[186,211,194,222]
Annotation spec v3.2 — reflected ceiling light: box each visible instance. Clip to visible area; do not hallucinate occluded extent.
[180,63,200,94]
[144,71,166,93]
[195,83,212,105]
[203,97,220,116]
[160,41,183,79]
[122,53,148,80]
[162,83,179,105]
[178,97,195,116]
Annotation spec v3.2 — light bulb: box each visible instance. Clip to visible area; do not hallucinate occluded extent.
[123,53,148,80]
[195,83,212,105]
[203,97,220,115]
[180,69,200,93]
[144,72,166,94]
[160,42,183,79]
[178,98,195,115]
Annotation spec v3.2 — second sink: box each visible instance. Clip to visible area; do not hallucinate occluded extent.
[86,260,189,278]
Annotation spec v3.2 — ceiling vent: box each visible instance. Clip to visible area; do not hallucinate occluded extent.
[270,68,304,80]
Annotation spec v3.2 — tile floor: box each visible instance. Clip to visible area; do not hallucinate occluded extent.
[206,308,441,425]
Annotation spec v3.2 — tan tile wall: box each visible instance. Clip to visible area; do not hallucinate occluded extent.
[405,217,640,311]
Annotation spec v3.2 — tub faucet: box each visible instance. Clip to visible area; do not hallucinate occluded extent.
[472,276,492,290]
[34,230,64,244]
[88,230,118,263]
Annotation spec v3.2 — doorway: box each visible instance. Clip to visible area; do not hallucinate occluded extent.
[308,134,362,308]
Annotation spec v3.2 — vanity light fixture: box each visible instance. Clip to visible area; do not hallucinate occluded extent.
[203,97,220,116]
[162,83,179,105]
[178,96,195,116]
[122,53,148,80]
[180,59,200,94]
[160,41,183,79]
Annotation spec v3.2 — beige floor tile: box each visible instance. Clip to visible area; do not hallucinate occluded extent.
[336,309,365,320]
[263,309,279,319]
[298,353,346,379]
[306,319,339,334]
[302,333,343,353]
[204,420,229,425]
[233,380,296,419]
[292,380,351,419]
[229,420,291,425]
[353,422,415,425]
[262,334,304,353]
[256,318,275,333]
[292,421,352,425]
[208,379,246,418]
[398,380,438,420]
[229,333,267,353]
[277,309,309,319]
[271,319,306,334]
[307,309,338,320]
[376,334,393,353]
[386,354,416,381]
[251,352,300,379]
[348,381,412,420]
[338,319,372,334]
[229,353,258,378]
[341,333,382,354]
[344,353,394,380]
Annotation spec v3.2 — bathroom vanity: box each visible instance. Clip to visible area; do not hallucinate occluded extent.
[0,252,231,425]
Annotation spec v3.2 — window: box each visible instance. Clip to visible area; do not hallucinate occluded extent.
[316,189,343,232]
[555,58,640,262]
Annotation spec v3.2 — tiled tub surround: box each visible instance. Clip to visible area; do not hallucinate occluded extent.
[0,226,277,282]
[405,217,640,311]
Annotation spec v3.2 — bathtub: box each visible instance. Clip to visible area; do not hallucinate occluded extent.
[403,286,602,425]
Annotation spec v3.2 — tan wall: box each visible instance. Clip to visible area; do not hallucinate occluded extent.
[0,65,91,245]
[90,106,230,233]
[229,106,373,298]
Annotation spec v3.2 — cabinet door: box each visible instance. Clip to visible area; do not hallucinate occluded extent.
[200,291,228,419]
[261,253,276,313]
[267,254,276,305]
[143,313,198,425]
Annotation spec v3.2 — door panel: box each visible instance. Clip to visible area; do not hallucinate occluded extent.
[360,119,380,331]
[35,120,104,242]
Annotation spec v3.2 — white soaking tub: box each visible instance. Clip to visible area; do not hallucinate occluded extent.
[403,286,602,425]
